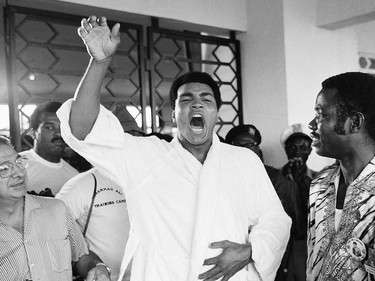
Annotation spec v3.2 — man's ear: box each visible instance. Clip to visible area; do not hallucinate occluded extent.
[172,110,175,123]
[29,129,36,139]
[350,112,364,133]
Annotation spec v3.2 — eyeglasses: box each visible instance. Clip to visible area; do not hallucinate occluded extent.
[0,156,28,178]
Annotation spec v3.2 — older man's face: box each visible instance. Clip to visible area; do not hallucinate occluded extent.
[0,144,27,201]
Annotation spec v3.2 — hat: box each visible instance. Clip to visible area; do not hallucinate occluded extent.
[225,124,262,145]
[280,123,311,147]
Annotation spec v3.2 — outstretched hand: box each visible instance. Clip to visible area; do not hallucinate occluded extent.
[78,15,120,60]
[198,240,252,281]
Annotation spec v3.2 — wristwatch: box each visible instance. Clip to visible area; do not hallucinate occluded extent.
[96,262,111,276]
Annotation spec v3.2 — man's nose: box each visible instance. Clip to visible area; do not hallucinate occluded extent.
[308,118,317,131]
[12,164,25,178]
[54,125,62,135]
[191,100,204,109]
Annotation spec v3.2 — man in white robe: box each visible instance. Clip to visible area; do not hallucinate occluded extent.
[57,15,291,281]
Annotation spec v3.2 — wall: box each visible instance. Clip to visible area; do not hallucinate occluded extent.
[239,0,362,170]
[59,0,248,32]
[238,0,289,169]
[356,20,375,54]
[282,0,358,170]
[316,0,375,29]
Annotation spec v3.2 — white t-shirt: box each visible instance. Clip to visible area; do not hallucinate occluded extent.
[56,168,131,281]
[20,149,79,196]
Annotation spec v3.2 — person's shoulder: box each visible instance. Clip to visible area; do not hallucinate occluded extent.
[264,165,282,177]
[61,158,79,173]
[60,168,96,192]
[19,149,33,157]
[221,142,261,164]
[32,195,66,210]
[311,162,338,185]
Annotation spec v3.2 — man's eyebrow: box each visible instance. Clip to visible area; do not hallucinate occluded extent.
[41,121,57,125]
[178,92,214,98]
[200,92,214,97]
[179,92,193,97]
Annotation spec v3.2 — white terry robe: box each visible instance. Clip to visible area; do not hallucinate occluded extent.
[57,100,291,281]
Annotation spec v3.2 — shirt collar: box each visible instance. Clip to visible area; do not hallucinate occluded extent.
[24,194,42,220]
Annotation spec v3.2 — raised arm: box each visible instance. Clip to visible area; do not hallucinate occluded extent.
[70,15,120,140]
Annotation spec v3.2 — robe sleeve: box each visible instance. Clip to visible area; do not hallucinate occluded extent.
[57,99,168,193]
[247,158,292,281]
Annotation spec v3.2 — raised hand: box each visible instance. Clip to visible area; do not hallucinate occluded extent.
[78,15,120,60]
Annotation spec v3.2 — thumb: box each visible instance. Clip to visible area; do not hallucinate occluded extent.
[111,23,121,42]
[209,240,228,249]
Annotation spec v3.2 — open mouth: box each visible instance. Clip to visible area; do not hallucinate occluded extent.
[189,114,205,132]
[310,133,320,146]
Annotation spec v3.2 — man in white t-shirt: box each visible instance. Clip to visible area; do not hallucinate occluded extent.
[56,168,131,281]
[21,101,78,196]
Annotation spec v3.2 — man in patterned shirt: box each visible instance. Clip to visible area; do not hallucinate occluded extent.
[0,136,110,281]
[307,72,375,280]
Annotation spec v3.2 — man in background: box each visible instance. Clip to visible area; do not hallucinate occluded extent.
[57,168,131,281]
[277,123,317,281]
[56,107,140,281]
[20,101,78,196]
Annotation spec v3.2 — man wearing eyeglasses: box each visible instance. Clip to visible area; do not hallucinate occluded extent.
[0,136,111,281]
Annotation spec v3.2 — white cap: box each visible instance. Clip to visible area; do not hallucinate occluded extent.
[280,123,311,147]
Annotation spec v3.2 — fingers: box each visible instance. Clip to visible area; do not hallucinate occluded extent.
[203,256,219,265]
[207,271,225,281]
[88,15,98,27]
[221,275,231,281]
[81,18,91,31]
[111,22,121,42]
[198,266,221,280]
[209,240,228,249]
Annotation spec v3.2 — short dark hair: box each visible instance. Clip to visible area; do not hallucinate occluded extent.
[0,135,13,148]
[322,72,375,141]
[169,71,222,110]
[225,124,262,145]
[29,101,62,130]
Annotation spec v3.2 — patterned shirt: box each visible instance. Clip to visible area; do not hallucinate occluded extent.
[307,157,375,281]
[0,194,89,281]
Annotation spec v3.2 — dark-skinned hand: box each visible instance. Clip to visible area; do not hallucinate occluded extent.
[198,240,252,281]
[288,157,307,182]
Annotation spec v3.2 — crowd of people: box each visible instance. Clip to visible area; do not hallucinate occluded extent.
[1,14,375,281]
